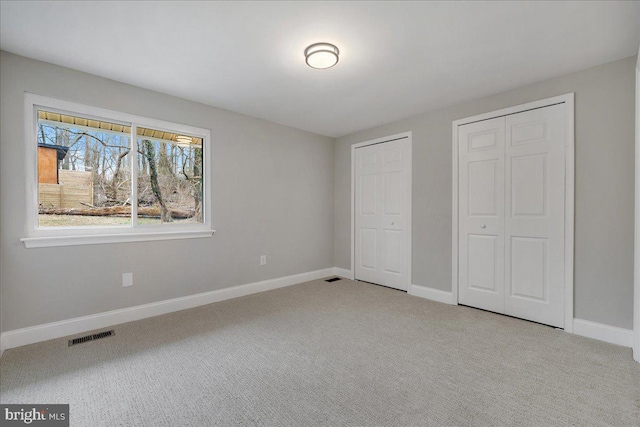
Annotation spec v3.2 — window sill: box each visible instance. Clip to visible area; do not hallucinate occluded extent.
[21,229,215,248]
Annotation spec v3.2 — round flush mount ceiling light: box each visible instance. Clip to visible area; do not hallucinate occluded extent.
[175,135,193,147]
[304,42,339,69]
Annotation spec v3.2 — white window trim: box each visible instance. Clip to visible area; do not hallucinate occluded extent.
[22,93,214,248]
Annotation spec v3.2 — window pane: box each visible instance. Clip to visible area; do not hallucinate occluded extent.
[37,110,132,227]
[137,128,203,224]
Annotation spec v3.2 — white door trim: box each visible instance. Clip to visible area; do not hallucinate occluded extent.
[633,53,640,363]
[452,94,575,332]
[351,132,412,289]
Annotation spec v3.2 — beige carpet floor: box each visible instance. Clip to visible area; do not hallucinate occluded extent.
[1,278,639,426]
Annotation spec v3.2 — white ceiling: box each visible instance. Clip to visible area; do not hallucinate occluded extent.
[1,1,639,138]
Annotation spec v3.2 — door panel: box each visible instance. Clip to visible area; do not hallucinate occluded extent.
[505,104,565,327]
[384,229,403,274]
[467,234,498,292]
[458,117,505,313]
[360,175,377,215]
[360,228,377,270]
[355,138,410,290]
[468,160,498,216]
[511,120,548,145]
[468,129,500,152]
[510,236,547,301]
[383,172,403,214]
[511,154,547,217]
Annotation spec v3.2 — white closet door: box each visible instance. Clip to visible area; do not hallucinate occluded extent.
[355,138,410,291]
[458,117,506,313]
[457,103,566,328]
[504,104,565,328]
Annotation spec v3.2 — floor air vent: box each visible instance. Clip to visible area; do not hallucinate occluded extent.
[325,277,342,282]
[68,330,115,346]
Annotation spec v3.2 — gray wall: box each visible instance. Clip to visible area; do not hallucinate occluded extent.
[335,56,636,330]
[0,51,335,332]
[0,51,635,334]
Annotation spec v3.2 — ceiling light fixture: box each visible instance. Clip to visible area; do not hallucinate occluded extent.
[175,135,193,147]
[304,42,339,69]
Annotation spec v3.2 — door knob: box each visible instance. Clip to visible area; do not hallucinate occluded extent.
[391,222,395,226]
[480,224,486,228]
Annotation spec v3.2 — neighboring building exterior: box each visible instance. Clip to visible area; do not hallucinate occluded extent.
[37,143,68,184]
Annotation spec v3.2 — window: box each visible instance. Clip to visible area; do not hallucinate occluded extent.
[37,111,133,226]
[22,94,213,248]
[136,127,204,225]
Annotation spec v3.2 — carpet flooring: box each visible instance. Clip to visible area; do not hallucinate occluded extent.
[1,278,639,426]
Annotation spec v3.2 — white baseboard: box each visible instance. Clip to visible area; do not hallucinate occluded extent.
[2,272,634,356]
[0,268,335,352]
[333,267,353,279]
[409,284,456,305]
[573,318,633,348]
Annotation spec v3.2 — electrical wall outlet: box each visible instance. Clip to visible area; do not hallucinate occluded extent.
[260,255,267,266]
[122,272,133,287]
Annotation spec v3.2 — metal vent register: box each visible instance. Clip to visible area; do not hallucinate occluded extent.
[68,330,115,346]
